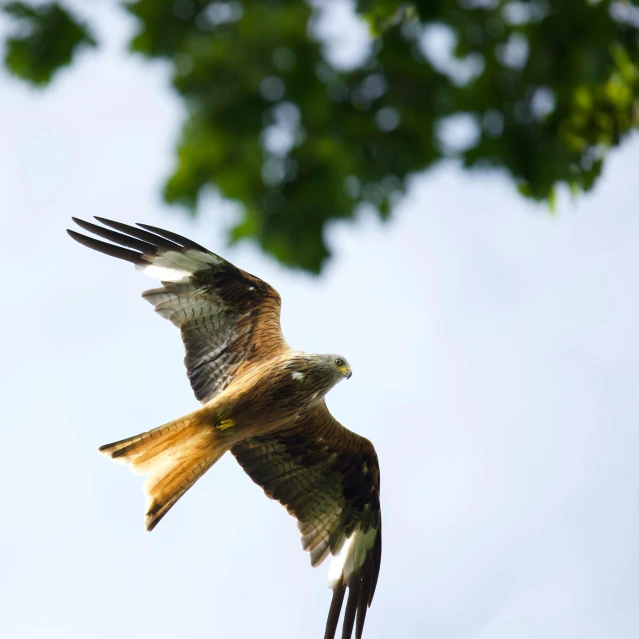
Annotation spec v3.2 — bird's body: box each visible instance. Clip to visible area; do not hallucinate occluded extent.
[68,218,381,639]
[205,351,346,437]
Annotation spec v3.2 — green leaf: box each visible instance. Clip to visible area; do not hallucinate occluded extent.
[2,2,96,86]
[547,186,557,214]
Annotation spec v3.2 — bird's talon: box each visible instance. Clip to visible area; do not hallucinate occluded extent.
[215,418,235,431]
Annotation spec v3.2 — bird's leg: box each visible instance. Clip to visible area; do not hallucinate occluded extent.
[213,406,235,431]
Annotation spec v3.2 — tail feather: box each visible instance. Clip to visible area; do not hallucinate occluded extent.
[99,413,226,531]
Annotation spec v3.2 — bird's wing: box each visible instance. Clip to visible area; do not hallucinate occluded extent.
[232,401,382,639]
[68,217,287,403]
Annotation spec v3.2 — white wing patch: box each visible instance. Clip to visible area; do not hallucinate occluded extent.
[292,371,305,381]
[136,250,219,283]
[137,261,191,283]
[327,527,377,588]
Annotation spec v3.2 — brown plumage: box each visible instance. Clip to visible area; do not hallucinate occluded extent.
[68,217,382,639]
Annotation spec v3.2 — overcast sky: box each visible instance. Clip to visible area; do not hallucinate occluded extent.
[1,4,638,639]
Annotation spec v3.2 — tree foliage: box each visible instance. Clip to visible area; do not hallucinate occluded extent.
[2,2,94,85]
[2,1,638,272]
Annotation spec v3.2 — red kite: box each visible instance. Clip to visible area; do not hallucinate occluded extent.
[68,218,381,639]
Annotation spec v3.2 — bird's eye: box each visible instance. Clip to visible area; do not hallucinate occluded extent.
[335,358,344,367]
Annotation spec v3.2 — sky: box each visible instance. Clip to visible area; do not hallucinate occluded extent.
[1,4,639,639]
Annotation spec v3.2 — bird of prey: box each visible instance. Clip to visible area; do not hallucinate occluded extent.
[68,217,382,639]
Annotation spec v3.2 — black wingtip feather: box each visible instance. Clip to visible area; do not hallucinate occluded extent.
[72,217,158,254]
[94,217,183,251]
[325,586,346,639]
[67,229,143,265]
[369,527,382,606]
[136,223,210,252]
[341,578,361,639]
[355,559,372,639]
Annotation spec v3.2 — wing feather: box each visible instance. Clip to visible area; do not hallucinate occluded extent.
[232,402,382,639]
[68,217,288,403]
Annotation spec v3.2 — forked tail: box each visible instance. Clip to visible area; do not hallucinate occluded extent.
[99,413,226,531]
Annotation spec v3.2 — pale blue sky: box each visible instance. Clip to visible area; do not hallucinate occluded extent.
[1,4,638,639]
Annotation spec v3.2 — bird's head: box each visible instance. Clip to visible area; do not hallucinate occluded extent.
[320,353,352,381]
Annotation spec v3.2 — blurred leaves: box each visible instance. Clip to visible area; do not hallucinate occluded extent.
[2,1,639,271]
[2,1,95,86]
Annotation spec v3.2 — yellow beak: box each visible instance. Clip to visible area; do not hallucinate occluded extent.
[339,366,352,379]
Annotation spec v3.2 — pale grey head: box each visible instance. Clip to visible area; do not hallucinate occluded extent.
[314,353,352,381]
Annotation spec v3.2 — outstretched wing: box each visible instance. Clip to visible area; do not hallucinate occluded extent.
[68,217,287,403]
[232,402,382,639]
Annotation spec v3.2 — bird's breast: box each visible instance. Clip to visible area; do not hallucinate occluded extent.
[224,358,330,423]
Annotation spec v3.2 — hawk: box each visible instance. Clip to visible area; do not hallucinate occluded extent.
[68,218,382,639]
